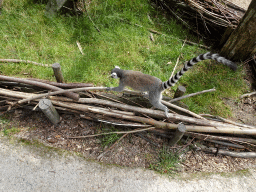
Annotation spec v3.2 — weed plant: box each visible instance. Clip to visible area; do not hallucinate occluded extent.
[0,0,247,116]
[150,146,180,174]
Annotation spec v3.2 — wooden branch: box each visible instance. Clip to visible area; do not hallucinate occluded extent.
[67,127,155,139]
[17,87,107,105]
[161,100,206,120]
[168,88,216,103]
[76,41,84,55]
[0,75,79,101]
[27,78,93,88]
[206,139,245,149]
[170,40,186,80]
[185,132,256,146]
[200,114,256,129]
[240,91,256,99]
[85,118,152,128]
[198,145,256,158]
[0,59,50,67]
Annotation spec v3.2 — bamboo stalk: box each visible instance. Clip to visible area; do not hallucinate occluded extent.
[168,88,216,103]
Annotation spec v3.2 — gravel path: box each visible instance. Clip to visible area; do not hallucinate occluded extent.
[1,137,256,192]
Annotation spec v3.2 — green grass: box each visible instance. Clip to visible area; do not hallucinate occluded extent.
[99,125,121,148]
[150,146,180,174]
[0,116,21,136]
[0,0,247,116]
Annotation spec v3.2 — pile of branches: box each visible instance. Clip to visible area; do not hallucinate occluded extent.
[0,73,256,158]
[157,0,246,37]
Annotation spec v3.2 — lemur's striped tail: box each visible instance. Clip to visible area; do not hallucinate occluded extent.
[161,52,237,90]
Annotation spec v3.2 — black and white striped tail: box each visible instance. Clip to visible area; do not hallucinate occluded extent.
[161,52,237,90]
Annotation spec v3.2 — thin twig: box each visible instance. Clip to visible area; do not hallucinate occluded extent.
[162,100,206,119]
[0,59,50,67]
[83,3,100,33]
[197,145,256,158]
[200,114,256,129]
[168,88,216,103]
[185,132,256,147]
[67,127,155,139]
[240,91,256,99]
[169,39,187,80]
[17,87,107,105]
[76,41,84,55]
[0,75,80,101]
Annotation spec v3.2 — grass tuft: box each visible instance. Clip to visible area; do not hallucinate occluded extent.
[150,146,180,174]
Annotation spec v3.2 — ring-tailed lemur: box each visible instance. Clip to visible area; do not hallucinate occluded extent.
[107,52,237,117]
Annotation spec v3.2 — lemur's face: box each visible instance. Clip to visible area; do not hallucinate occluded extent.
[110,72,118,79]
[110,66,120,79]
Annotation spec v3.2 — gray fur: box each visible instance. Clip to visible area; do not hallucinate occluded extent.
[107,52,237,118]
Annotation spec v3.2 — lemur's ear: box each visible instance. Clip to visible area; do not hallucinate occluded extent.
[115,66,120,69]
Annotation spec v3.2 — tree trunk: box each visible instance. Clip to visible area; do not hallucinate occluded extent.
[220,0,256,61]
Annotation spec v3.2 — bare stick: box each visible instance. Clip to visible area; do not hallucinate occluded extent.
[67,127,155,139]
[168,88,216,103]
[162,100,206,120]
[76,41,84,55]
[0,75,79,101]
[17,87,107,105]
[240,91,256,99]
[198,145,256,158]
[87,118,152,128]
[206,139,245,149]
[0,59,50,67]
[185,132,256,146]
[27,78,93,88]
[200,114,256,129]
[170,40,186,80]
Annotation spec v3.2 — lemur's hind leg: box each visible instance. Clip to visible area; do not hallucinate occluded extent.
[148,91,169,117]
